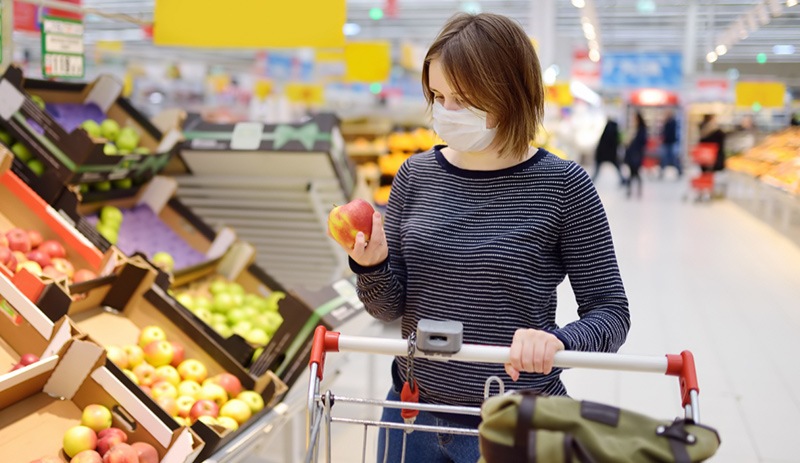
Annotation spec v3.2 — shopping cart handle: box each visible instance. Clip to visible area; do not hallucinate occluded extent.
[309,325,340,380]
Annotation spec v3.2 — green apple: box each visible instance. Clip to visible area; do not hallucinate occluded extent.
[80,404,112,432]
[227,283,245,296]
[103,143,118,155]
[100,205,124,226]
[236,390,265,414]
[100,119,120,141]
[31,95,46,110]
[219,398,252,425]
[26,159,45,176]
[226,307,247,325]
[62,425,97,458]
[243,328,269,346]
[263,291,286,312]
[79,183,90,194]
[232,321,253,338]
[258,312,284,335]
[152,251,175,273]
[194,307,213,324]
[0,129,13,145]
[243,294,261,307]
[113,178,133,189]
[212,322,233,338]
[231,293,244,307]
[213,292,236,313]
[251,347,264,364]
[96,223,118,244]
[210,313,226,325]
[134,146,151,155]
[94,181,112,192]
[80,120,102,138]
[216,415,239,431]
[116,128,140,152]
[209,280,229,296]
[10,142,33,163]
[176,293,194,310]
[194,295,212,312]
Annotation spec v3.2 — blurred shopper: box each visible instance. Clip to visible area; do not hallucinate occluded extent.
[331,12,630,463]
[659,110,682,178]
[624,112,648,198]
[593,118,625,184]
[699,114,726,172]
[791,112,799,126]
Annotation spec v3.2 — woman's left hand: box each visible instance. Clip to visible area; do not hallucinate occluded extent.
[505,329,565,381]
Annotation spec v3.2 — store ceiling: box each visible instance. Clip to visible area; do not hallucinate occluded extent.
[10,0,800,69]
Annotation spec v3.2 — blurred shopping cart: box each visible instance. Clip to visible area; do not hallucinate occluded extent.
[305,320,717,463]
[685,143,719,202]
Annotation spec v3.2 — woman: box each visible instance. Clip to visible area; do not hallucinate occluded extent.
[593,117,624,184]
[331,13,630,462]
[699,114,726,172]
[624,112,647,198]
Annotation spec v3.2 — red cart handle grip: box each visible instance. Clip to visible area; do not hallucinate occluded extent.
[665,350,699,408]
[309,325,341,380]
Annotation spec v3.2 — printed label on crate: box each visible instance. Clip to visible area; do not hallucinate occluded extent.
[41,16,85,78]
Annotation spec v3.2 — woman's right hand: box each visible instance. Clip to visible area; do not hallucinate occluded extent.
[328,211,389,267]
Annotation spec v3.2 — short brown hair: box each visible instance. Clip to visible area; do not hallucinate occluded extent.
[422,13,544,159]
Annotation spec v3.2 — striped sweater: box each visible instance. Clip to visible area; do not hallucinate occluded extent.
[351,147,630,409]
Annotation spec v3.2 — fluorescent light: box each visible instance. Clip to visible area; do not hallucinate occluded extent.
[588,49,600,62]
[788,0,797,7]
[588,40,599,49]
[706,52,718,63]
[569,80,601,106]
[773,44,796,55]
[715,45,728,56]
[343,23,361,36]
[571,0,586,8]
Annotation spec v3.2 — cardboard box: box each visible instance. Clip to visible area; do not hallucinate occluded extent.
[0,149,121,302]
[178,112,355,197]
[0,65,183,185]
[53,175,236,277]
[0,338,203,462]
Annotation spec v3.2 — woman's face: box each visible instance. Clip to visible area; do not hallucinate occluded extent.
[428,58,498,128]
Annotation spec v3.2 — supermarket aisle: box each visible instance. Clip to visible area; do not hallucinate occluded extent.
[258,166,800,463]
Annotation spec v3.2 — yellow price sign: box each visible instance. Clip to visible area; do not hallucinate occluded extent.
[545,83,573,106]
[285,83,325,105]
[345,41,391,83]
[735,82,786,108]
[254,80,273,100]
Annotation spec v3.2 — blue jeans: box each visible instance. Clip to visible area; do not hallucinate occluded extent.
[660,142,682,175]
[376,387,480,463]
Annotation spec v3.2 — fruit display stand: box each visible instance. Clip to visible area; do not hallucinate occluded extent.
[175,113,352,289]
[0,337,203,463]
[53,175,236,276]
[0,65,183,187]
[37,258,287,460]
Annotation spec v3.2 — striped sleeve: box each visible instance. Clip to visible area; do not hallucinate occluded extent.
[350,160,411,322]
[552,163,631,352]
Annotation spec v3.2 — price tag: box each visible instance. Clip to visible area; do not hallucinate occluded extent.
[41,16,85,78]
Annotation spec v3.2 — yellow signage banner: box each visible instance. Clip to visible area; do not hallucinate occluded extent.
[154,0,346,48]
[345,41,391,82]
[285,83,325,105]
[735,82,786,108]
[546,83,573,106]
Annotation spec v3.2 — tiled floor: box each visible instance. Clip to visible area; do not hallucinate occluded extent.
[248,166,800,463]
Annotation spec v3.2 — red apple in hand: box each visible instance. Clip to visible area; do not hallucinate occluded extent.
[6,228,31,253]
[38,240,66,258]
[27,230,43,248]
[130,442,159,463]
[327,199,375,250]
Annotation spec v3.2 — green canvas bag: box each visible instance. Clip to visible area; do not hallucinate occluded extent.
[478,392,720,462]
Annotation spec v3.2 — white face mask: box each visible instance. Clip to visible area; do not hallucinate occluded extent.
[432,101,496,153]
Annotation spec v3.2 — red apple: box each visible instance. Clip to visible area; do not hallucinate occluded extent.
[81,404,112,432]
[73,269,98,283]
[169,342,185,367]
[132,363,156,387]
[212,373,243,398]
[102,443,138,463]
[140,386,152,397]
[70,450,103,463]
[27,230,43,248]
[19,353,39,366]
[0,235,7,248]
[62,425,98,458]
[38,239,66,258]
[327,199,375,250]
[175,395,195,418]
[155,395,178,415]
[105,346,128,369]
[130,442,159,463]
[0,246,15,271]
[97,428,127,442]
[96,433,125,457]
[143,340,174,367]
[6,228,32,253]
[42,265,67,280]
[51,257,75,278]
[189,399,219,421]
[26,249,51,268]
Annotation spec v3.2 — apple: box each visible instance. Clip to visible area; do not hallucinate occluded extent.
[193,295,212,312]
[177,380,202,399]
[94,181,113,192]
[212,322,233,338]
[81,120,102,138]
[133,363,156,387]
[154,365,181,386]
[96,224,118,244]
[251,347,264,364]
[169,342,185,367]
[105,346,128,369]
[11,142,34,163]
[63,425,97,458]
[6,228,31,253]
[112,179,133,190]
[70,449,103,463]
[194,307,213,325]
[102,442,138,463]
[17,260,43,276]
[151,252,175,273]
[51,258,75,278]
[42,265,66,281]
[209,280,228,296]
[138,326,166,348]
[173,416,188,426]
[232,321,253,338]
[213,293,236,314]
[143,340,174,367]
[244,327,269,346]
[134,147,151,155]
[97,428,127,442]
[73,269,98,283]
[26,159,46,176]
[219,398,252,424]
[151,381,178,400]
[237,391,265,414]
[225,307,246,324]
[0,234,7,247]
[216,416,239,431]
[38,240,67,259]
[210,313,227,325]
[31,95,46,110]
[189,399,219,421]
[200,383,228,408]
[100,119,120,141]
[0,129,12,146]
[140,386,152,397]
[327,199,375,250]
[26,249,51,268]
[99,206,124,226]
[175,395,195,418]
[177,359,208,383]
[96,433,125,457]
[81,404,112,432]
[116,128,140,153]
[130,442,158,463]
[19,353,39,366]
[155,395,178,415]
[211,373,243,397]
[121,369,138,385]
[175,293,194,310]
[27,230,43,248]
[0,246,15,272]
[197,415,218,427]
[122,345,144,367]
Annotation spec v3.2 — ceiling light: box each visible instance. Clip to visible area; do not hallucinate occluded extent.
[461,2,482,14]
[706,52,718,63]
[788,0,797,7]
[588,40,599,49]
[588,49,600,62]
[571,0,586,8]
[715,45,728,56]
[343,23,361,36]
[773,44,796,55]
[636,0,657,14]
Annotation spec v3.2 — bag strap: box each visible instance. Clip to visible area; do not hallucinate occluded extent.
[564,434,598,463]
[514,393,538,462]
[657,420,694,463]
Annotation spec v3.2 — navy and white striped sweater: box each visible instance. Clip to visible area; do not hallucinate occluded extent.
[351,146,630,409]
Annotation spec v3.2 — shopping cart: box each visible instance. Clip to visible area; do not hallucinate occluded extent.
[305,320,704,463]
[685,142,719,202]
